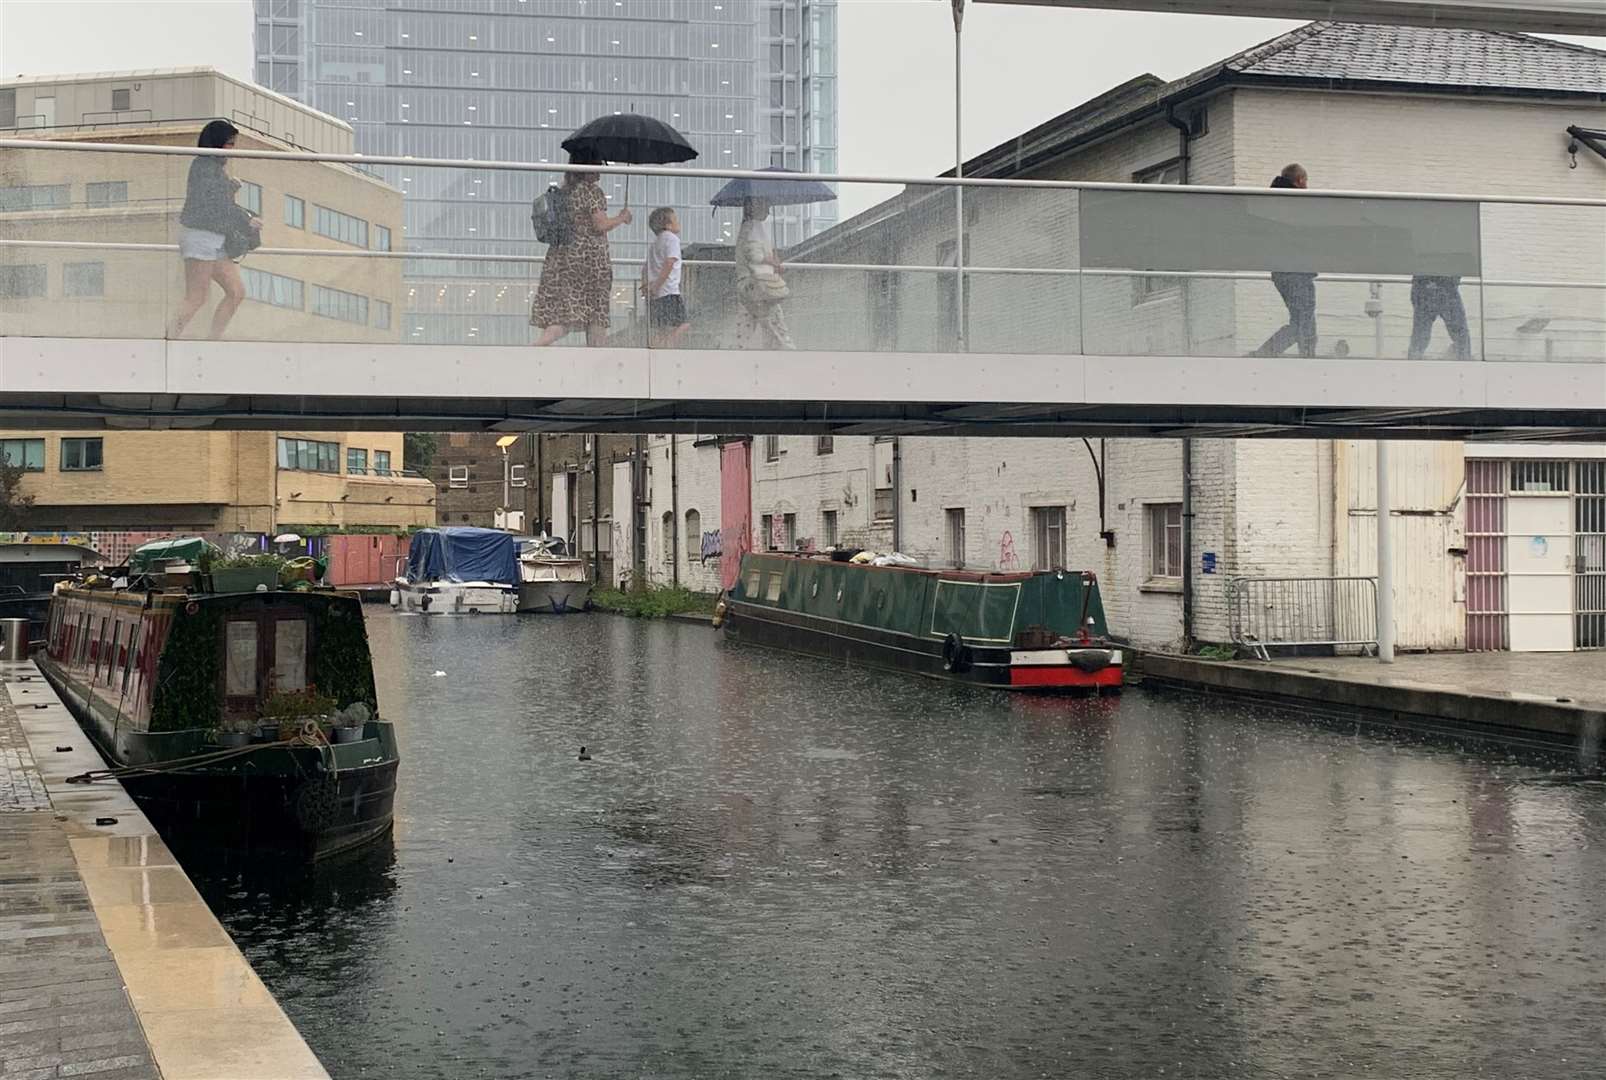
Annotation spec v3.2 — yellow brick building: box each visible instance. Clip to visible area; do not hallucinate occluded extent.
[0,68,433,533]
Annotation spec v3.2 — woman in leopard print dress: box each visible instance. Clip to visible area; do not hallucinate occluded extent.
[532,156,632,346]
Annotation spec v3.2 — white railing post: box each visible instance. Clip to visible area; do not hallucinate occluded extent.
[1376,440,1395,663]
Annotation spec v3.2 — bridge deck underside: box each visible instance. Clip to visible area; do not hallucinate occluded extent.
[1,340,1601,439]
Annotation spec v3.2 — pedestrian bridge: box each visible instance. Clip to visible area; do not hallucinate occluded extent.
[1,139,1602,439]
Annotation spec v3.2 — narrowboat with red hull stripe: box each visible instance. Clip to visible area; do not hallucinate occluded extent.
[719,553,1123,690]
[37,584,398,861]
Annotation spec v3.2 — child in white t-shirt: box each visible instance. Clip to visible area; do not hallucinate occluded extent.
[641,207,689,348]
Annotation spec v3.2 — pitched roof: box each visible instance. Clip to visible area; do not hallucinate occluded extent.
[955,21,1606,179]
[1219,21,1606,96]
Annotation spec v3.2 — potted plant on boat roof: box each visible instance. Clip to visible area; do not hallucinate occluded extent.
[211,553,286,595]
[259,686,338,742]
[213,714,254,749]
[330,700,372,744]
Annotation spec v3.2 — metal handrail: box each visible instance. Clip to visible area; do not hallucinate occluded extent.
[4,137,1606,208]
[0,238,1601,291]
[1227,575,1379,661]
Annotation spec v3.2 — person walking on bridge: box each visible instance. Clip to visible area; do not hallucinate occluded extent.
[169,120,259,340]
[1252,163,1318,359]
[1406,275,1473,360]
[532,153,633,347]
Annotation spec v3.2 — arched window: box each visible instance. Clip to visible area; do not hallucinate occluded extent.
[685,509,701,564]
[661,511,674,565]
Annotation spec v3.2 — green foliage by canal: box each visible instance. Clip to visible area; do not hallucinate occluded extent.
[592,584,718,620]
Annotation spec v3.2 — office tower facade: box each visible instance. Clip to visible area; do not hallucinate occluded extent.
[254,0,838,343]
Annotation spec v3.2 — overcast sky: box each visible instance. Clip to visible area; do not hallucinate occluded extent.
[0,0,1304,213]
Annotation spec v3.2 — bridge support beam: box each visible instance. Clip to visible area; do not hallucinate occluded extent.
[1376,439,1395,664]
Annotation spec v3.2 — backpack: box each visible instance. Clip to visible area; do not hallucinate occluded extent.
[531,184,571,246]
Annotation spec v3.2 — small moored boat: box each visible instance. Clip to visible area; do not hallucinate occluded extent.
[392,526,518,614]
[517,538,592,614]
[38,548,398,860]
[719,552,1123,690]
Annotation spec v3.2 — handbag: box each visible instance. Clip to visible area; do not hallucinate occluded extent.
[223,210,261,260]
[748,262,790,301]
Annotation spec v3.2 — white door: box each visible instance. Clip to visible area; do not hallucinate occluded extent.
[1507,496,1573,651]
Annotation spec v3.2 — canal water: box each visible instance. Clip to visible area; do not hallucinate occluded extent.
[192,613,1606,1079]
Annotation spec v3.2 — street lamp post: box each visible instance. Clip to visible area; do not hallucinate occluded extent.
[496,435,520,529]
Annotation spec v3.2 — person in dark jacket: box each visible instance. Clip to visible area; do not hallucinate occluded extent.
[1252,163,1317,358]
[1407,275,1473,360]
[170,120,258,340]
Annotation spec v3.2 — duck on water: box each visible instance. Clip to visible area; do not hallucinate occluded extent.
[35,539,398,861]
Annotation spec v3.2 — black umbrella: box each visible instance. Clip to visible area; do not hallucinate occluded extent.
[562,113,698,206]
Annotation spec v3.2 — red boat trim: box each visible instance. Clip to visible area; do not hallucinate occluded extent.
[1008,665,1124,689]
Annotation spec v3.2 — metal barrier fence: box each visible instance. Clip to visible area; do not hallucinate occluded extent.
[1227,576,1379,660]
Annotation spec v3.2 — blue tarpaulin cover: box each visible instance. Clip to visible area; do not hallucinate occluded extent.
[405,528,517,585]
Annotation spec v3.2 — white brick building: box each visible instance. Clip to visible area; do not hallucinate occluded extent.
[647,22,1606,652]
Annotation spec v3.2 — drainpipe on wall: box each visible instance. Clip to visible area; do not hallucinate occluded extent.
[1165,103,1196,651]
[670,437,680,588]
[891,437,903,552]
[592,441,601,586]
[534,435,544,535]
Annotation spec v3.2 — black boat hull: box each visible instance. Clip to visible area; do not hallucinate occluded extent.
[723,600,1122,691]
[124,750,399,862]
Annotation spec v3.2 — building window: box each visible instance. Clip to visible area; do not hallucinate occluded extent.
[1131,161,1184,303]
[782,513,796,550]
[284,194,305,229]
[313,204,368,247]
[0,185,69,212]
[1510,460,1568,493]
[237,181,263,216]
[510,464,527,488]
[373,225,392,252]
[310,284,368,324]
[816,435,833,455]
[763,435,780,462]
[60,437,103,472]
[242,268,303,310]
[449,466,469,489]
[0,438,44,472]
[347,447,368,474]
[821,509,838,548]
[946,508,966,568]
[373,450,392,476]
[277,437,339,473]
[761,514,775,551]
[63,262,104,298]
[373,299,391,330]
[0,265,46,298]
[111,88,132,112]
[685,509,701,558]
[1031,506,1066,570]
[85,181,128,208]
[1148,502,1183,579]
[662,512,675,564]
[0,89,14,128]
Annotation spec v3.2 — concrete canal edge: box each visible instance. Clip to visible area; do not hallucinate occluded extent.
[1134,651,1606,756]
[2,660,330,1080]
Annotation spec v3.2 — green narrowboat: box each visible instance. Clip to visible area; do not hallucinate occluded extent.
[718,553,1123,690]
[38,582,398,861]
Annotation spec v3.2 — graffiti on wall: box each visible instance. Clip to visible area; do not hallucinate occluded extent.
[699,530,723,563]
[998,531,1020,571]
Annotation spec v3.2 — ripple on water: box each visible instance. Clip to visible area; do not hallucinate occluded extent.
[185,613,1606,1080]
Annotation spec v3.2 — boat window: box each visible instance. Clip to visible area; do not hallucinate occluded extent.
[225,621,258,697]
[764,572,784,603]
[122,630,137,694]
[104,624,121,684]
[274,619,308,692]
[744,568,761,598]
[93,616,107,666]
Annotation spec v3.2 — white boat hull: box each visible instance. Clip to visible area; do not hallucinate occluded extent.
[392,580,517,615]
[517,579,593,614]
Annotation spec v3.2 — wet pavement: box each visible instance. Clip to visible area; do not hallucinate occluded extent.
[190,613,1606,1079]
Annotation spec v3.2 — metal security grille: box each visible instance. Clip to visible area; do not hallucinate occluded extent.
[1465,459,1507,652]
[1577,461,1606,649]
[1511,460,1569,493]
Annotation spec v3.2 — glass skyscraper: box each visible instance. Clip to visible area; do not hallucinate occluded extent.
[253,0,838,343]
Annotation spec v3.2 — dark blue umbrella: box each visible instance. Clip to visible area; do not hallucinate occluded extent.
[710,167,837,208]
